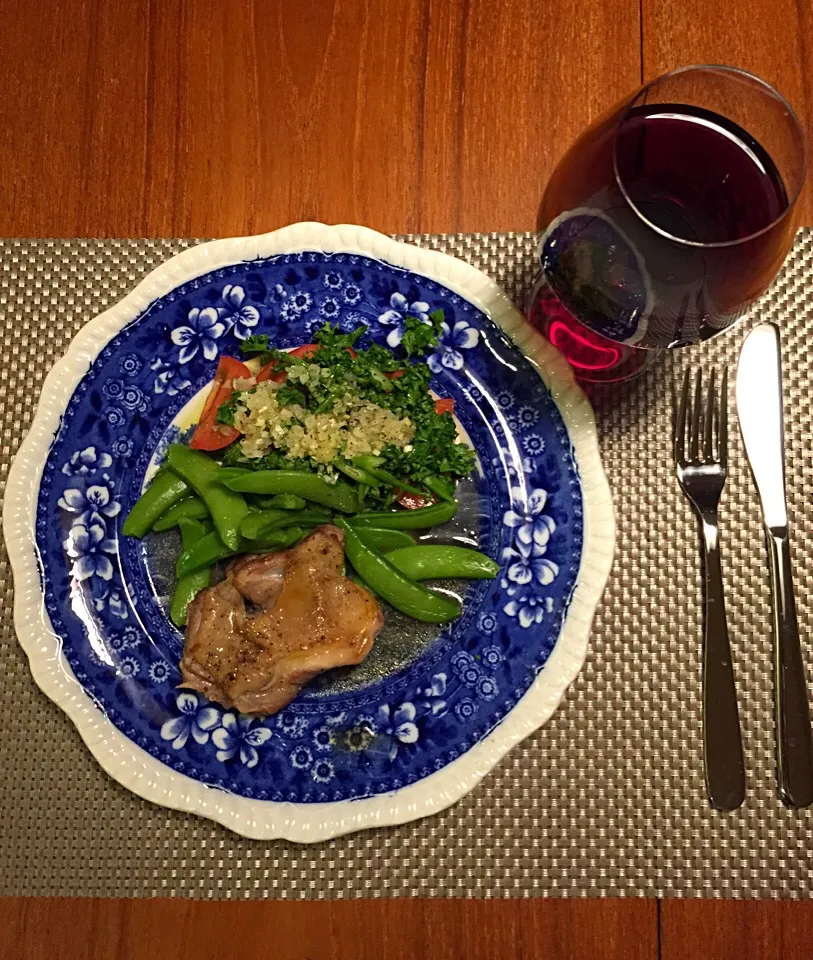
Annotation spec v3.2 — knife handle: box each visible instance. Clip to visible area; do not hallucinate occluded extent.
[766,528,813,807]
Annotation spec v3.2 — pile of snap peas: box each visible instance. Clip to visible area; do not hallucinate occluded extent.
[122,444,498,628]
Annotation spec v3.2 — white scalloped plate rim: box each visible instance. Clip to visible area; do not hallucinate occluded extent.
[4,222,615,842]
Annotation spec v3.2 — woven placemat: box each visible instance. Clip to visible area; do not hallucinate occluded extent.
[1,232,812,900]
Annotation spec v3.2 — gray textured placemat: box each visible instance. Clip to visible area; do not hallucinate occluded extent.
[1,233,812,900]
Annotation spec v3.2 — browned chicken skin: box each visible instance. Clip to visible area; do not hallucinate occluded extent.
[180,525,383,715]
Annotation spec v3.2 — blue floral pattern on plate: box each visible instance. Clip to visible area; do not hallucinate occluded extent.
[36,252,583,803]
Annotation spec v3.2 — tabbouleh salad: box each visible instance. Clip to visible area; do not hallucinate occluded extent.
[206,313,476,507]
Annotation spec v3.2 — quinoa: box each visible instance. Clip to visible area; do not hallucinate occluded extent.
[233,381,415,464]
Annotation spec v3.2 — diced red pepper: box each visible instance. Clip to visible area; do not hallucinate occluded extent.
[434,397,455,415]
[189,355,251,451]
[394,489,437,510]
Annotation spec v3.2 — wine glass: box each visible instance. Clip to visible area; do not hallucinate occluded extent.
[529,65,807,383]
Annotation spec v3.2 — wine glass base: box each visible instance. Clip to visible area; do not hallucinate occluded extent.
[527,281,658,384]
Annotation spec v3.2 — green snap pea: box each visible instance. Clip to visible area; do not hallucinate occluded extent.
[353,527,416,551]
[176,530,239,576]
[152,495,210,531]
[243,508,332,540]
[246,495,286,512]
[221,470,358,513]
[167,445,249,551]
[423,475,456,502]
[170,519,213,627]
[385,545,498,581]
[121,469,189,538]
[252,526,311,551]
[258,494,307,510]
[178,524,314,575]
[271,509,330,528]
[213,466,253,483]
[239,509,290,539]
[332,459,381,487]
[337,519,461,623]
[349,500,457,529]
[351,456,424,495]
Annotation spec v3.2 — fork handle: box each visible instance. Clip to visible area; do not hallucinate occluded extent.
[766,528,813,808]
[699,510,746,811]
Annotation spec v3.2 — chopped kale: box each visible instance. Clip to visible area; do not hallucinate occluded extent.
[401,310,443,358]
[240,336,307,371]
[276,383,308,408]
[225,318,475,488]
[313,323,366,351]
[265,348,307,370]
[240,335,270,355]
[214,390,240,426]
[379,393,477,484]
[219,443,317,474]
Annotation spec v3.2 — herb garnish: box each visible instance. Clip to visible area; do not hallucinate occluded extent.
[226,314,476,487]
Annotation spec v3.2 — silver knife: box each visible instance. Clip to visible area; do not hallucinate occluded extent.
[736,322,813,807]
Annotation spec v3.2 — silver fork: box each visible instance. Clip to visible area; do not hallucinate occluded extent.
[673,367,745,811]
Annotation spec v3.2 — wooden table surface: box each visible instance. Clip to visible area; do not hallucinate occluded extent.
[1,2,812,958]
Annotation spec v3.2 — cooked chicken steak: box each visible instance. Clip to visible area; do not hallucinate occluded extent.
[229,551,287,607]
[180,524,383,715]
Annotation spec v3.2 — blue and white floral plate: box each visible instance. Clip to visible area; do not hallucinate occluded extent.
[4,223,614,841]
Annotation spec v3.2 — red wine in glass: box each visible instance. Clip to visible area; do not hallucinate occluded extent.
[530,66,806,382]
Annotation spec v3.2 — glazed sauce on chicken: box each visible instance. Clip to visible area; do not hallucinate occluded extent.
[180,525,383,715]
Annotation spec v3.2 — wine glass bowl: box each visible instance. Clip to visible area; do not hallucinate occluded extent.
[530,65,807,382]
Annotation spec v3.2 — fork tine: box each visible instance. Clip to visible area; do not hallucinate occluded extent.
[704,368,716,462]
[719,366,729,468]
[674,368,691,463]
[690,367,703,461]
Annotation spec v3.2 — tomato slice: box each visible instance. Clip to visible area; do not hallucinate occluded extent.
[385,369,405,380]
[290,343,319,360]
[189,355,251,451]
[434,397,455,415]
[394,489,437,510]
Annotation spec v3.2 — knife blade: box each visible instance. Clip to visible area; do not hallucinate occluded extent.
[736,322,813,807]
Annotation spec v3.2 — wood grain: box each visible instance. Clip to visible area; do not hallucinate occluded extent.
[643,0,813,223]
[0,0,640,238]
[661,900,813,960]
[0,897,658,960]
[3,2,813,958]
[5,897,813,960]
